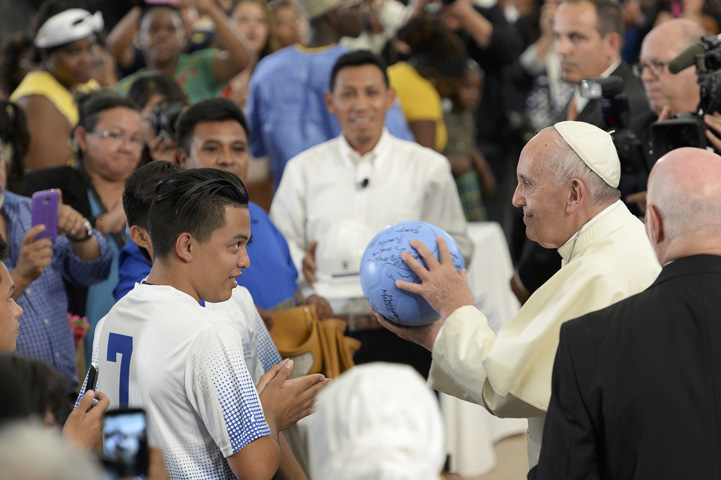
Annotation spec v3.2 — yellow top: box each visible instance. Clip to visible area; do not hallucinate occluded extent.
[387,61,447,152]
[10,71,99,126]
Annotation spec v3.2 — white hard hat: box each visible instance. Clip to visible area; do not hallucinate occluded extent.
[314,220,376,300]
[35,9,104,49]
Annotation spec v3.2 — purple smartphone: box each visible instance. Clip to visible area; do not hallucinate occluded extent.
[31,190,59,242]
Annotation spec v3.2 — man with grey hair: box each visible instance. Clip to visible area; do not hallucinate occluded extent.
[536,147,721,478]
[377,121,661,467]
[627,19,705,211]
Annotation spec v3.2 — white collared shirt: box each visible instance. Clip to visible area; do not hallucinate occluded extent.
[270,129,473,275]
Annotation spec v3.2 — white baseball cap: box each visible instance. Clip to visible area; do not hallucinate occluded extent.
[35,9,104,49]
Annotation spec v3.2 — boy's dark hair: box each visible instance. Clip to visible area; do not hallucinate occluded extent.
[126,71,187,111]
[123,161,182,231]
[329,49,389,91]
[123,161,182,262]
[0,353,69,428]
[175,98,250,155]
[149,168,249,260]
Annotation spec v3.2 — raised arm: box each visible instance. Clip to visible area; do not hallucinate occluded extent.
[192,0,255,83]
[106,6,141,70]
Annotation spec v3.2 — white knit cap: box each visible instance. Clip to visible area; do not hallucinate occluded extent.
[308,363,446,480]
[554,121,621,188]
[35,9,104,49]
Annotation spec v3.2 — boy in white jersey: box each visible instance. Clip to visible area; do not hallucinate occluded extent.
[96,168,327,479]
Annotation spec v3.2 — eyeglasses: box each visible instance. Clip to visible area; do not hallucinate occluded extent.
[635,60,668,77]
[88,129,144,149]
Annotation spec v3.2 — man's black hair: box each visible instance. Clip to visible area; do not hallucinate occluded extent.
[149,168,249,260]
[175,98,250,155]
[329,49,389,92]
[562,0,623,38]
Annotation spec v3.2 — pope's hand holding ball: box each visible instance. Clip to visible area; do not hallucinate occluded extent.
[360,221,475,349]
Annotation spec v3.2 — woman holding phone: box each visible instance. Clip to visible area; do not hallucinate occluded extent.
[21,91,143,367]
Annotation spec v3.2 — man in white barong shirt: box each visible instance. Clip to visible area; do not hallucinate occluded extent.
[270,49,471,380]
[378,121,661,467]
[269,50,472,282]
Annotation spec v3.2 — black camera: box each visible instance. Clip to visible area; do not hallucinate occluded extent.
[651,34,721,157]
[148,99,185,141]
[579,75,647,175]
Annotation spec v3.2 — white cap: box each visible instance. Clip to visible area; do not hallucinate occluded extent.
[308,363,446,480]
[35,9,104,49]
[554,121,621,188]
[314,220,375,300]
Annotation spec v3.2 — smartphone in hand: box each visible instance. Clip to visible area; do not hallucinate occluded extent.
[103,408,149,479]
[31,189,59,242]
[86,363,99,392]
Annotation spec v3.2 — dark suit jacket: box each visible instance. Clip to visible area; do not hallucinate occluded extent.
[534,255,721,479]
[629,109,659,172]
[561,61,650,127]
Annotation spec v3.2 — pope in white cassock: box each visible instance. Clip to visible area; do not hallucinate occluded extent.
[378,121,662,467]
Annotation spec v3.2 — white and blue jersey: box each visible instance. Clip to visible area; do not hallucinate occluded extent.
[204,285,282,382]
[92,283,270,479]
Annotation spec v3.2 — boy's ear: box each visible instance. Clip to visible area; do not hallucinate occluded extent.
[129,225,150,250]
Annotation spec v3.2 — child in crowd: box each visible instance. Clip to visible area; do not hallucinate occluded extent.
[444,60,496,222]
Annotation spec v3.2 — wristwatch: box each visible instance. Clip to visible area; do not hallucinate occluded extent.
[69,218,93,243]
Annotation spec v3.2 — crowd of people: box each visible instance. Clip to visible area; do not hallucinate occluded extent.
[0,0,720,478]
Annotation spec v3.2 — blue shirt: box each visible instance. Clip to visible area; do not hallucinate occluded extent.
[115,202,298,309]
[4,191,113,387]
[113,240,150,302]
[247,44,414,189]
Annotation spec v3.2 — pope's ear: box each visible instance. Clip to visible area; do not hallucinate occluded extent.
[566,178,584,214]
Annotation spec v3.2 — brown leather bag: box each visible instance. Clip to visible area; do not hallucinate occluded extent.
[269,304,361,378]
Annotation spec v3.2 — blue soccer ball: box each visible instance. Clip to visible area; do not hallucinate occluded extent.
[360,220,466,326]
